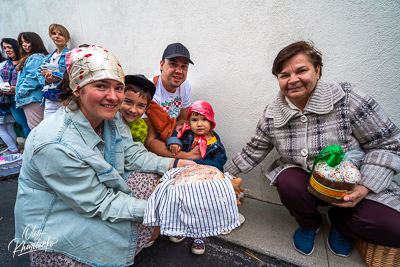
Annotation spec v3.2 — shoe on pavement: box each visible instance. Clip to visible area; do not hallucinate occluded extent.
[191,238,206,255]
[293,227,319,255]
[326,207,352,257]
[1,149,20,156]
[143,240,154,248]
[220,212,246,235]
[327,227,352,257]
[169,236,186,243]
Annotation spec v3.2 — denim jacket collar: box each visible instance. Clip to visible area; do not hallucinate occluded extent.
[67,106,104,150]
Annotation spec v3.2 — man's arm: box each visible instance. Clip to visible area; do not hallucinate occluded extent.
[176,107,189,127]
[144,117,201,159]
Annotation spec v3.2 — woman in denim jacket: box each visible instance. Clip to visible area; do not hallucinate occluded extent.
[37,24,70,119]
[15,32,48,129]
[13,45,195,267]
[0,38,30,138]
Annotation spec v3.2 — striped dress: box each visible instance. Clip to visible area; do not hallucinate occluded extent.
[143,166,240,238]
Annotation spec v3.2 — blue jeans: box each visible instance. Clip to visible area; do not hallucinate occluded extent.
[9,101,30,138]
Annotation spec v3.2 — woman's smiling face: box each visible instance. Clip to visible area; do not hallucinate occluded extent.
[2,43,16,60]
[278,53,320,110]
[74,79,125,129]
[20,35,32,53]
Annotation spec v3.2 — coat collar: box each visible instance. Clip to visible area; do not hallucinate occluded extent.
[265,81,345,128]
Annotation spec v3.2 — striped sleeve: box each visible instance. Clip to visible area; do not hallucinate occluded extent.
[349,86,400,193]
[225,111,275,175]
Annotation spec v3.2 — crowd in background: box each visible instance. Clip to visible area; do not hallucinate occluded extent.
[0,24,70,156]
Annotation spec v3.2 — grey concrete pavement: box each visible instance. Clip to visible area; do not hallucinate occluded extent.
[0,177,294,267]
[219,198,366,267]
[1,175,368,267]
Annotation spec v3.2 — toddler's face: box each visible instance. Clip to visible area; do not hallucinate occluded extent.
[189,113,211,136]
[120,91,148,123]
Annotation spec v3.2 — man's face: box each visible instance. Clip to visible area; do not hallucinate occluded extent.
[160,57,189,92]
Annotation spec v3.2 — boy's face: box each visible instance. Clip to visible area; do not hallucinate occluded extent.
[189,113,211,136]
[120,90,148,123]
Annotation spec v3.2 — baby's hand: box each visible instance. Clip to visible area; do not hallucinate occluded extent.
[169,144,181,155]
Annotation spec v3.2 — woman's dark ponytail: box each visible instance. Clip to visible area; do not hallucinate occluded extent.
[59,71,78,110]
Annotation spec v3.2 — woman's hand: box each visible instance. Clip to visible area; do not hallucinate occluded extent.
[41,69,52,78]
[46,75,61,84]
[41,69,61,84]
[334,185,370,208]
[169,159,196,170]
[2,86,15,95]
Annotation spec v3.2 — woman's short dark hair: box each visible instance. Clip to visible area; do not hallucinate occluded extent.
[272,41,323,78]
[1,38,20,61]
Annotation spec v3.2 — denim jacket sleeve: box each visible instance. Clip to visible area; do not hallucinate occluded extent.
[31,143,148,223]
[166,131,182,148]
[37,54,50,87]
[37,48,68,86]
[116,114,173,174]
[18,54,44,97]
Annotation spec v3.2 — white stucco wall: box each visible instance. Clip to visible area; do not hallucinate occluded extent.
[1,0,399,203]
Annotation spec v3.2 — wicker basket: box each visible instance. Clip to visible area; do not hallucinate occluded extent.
[355,239,400,267]
[0,173,19,181]
[0,154,22,181]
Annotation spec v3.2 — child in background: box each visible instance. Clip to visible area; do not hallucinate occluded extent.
[165,100,228,254]
[120,75,155,144]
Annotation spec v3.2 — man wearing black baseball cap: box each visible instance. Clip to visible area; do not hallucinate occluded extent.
[150,43,193,123]
[144,43,201,160]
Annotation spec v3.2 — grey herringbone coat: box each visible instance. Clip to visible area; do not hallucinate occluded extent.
[225,81,400,212]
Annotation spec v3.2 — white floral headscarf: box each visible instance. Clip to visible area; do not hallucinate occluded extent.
[65,45,124,92]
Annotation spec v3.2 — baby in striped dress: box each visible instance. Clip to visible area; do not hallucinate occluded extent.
[163,100,230,254]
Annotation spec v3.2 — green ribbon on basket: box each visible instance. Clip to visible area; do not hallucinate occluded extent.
[310,145,344,175]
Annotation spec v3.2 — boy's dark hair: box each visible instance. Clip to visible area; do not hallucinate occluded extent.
[124,84,152,106]
[124,75,156,106]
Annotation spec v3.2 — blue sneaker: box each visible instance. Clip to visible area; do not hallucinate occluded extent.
[293,227,319,255]
[327,227,352,257]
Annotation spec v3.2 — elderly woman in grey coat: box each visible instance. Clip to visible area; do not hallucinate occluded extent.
[225,41,400,257]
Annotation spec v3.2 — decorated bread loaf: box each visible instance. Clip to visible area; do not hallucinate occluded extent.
[309,161,361,203]
[173,165,225,186]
